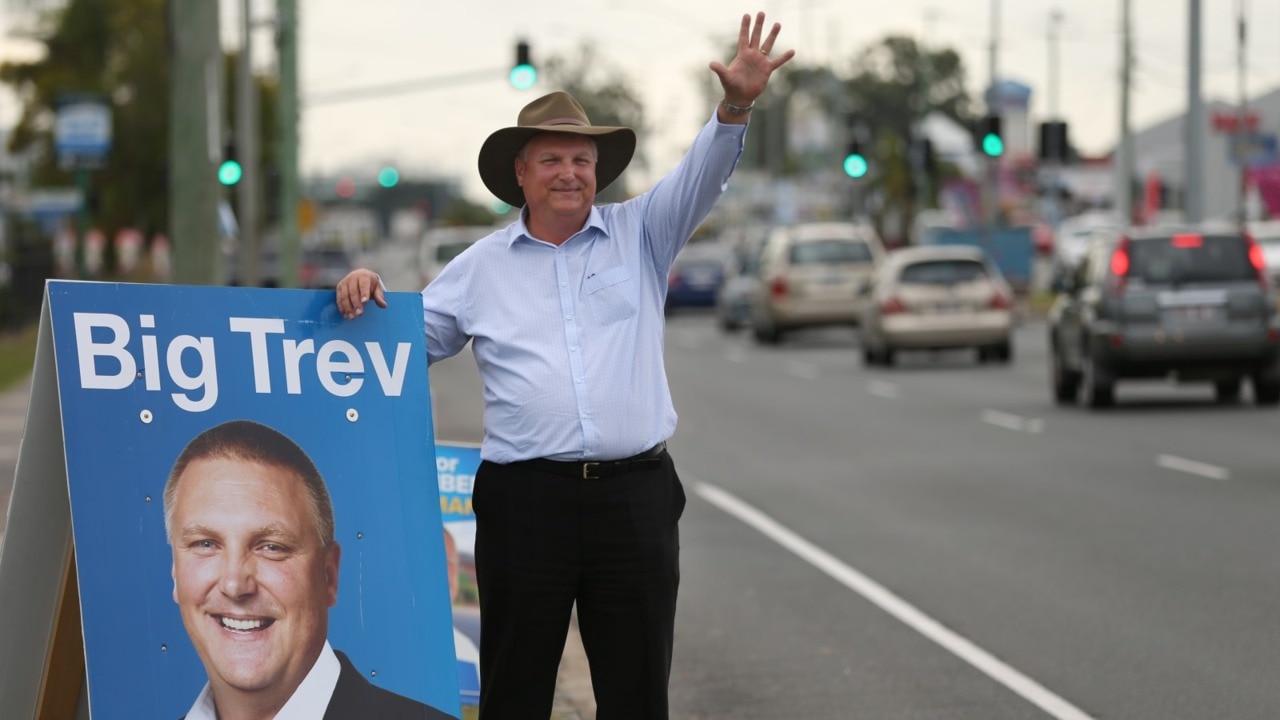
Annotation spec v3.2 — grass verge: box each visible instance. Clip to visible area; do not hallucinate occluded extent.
[0,323,38,393]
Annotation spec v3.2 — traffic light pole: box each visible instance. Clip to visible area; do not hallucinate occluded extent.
[169,0,222,285]
[277,0,300,288]
[236,0,261,286]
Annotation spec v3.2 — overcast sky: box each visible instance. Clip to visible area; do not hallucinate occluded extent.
[5,1,1280,204]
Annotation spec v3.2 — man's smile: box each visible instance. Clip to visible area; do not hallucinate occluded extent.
[216,614,276,632]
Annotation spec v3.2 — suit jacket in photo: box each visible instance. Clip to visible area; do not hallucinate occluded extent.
[326,650,454,719]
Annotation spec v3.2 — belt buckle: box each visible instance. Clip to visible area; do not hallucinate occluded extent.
[582,462,601,480]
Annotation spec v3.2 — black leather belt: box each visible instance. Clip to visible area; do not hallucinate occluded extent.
[522,442,667,480]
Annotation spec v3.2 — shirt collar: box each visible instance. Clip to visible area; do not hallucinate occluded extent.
[508,205,609,247]
[181,641,341,720]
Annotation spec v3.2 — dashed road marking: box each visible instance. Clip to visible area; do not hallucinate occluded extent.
[1157,454,1229,481]
[981,409,1045,434]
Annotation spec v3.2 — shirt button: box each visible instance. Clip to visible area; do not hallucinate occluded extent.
[566,316,572,321]
[561,282,567,287]
[576,378,583,384]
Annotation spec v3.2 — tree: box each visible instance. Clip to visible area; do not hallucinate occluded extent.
[843,35,977,242]
[543,42,647,203]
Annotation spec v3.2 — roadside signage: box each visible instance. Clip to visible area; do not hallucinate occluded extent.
[54,96,112,169]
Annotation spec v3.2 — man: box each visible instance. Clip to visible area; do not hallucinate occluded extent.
[335,12,793,719]
[164,419,453,720]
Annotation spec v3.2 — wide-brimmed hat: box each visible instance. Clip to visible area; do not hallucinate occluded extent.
[478,91,636,208]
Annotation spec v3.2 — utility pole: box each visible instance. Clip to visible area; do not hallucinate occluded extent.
[236,0,261,286]
[277,0,300,288]
[1116,0,1133,226]
[1234,0,1248,227]
[169,0,222,284]
[1046,8,1064,227]
[1186,0,1206,224]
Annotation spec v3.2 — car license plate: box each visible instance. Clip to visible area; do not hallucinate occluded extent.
[934,301,964,313]
[1164,305,1223,323]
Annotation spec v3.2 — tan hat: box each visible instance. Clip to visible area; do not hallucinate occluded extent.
[478,91,636,208]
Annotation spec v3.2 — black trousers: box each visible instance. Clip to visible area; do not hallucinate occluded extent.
[473,449,686,720]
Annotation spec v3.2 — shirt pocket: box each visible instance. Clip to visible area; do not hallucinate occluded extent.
[584,265,638,325]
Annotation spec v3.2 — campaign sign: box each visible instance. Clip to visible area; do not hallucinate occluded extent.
[436,442,481,712]
[45,280,461,718]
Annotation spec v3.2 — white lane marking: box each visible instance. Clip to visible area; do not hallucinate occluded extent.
[867,379,900,399]
[786,361,819,380]
[981,409,1045,434]
[1156,454,1230,481]
[695,481,1098,720]
[724,346,747,363]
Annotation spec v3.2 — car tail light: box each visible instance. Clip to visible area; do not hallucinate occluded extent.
[881,296,906,314]
[668,271,681,289]
[770,276,788,299]
[988,290,1011,310]
[1171,233,1203,248]
[1245,233,1269,288]
[1108,237,1130,294]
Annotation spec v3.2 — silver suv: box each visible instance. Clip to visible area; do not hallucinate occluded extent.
[1049,227,1280,407]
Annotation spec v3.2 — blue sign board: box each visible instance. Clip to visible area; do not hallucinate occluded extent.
[46,280,461,719]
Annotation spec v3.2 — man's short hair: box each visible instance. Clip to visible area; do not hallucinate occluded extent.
[163,420,336,546]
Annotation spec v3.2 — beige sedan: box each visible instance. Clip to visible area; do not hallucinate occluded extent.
[859,245,1015,366]
[749,221,885,344]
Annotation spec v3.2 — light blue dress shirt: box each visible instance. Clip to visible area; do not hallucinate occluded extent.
[422,112,747,463]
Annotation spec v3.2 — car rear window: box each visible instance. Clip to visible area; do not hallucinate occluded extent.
[1127,235,1255,283]
[899,259,989,285]
[790,239,873,265]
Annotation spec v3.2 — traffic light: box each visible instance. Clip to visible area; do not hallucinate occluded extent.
[377,166,400,188]
[843,140,868,178]
[1038,121,1070,162]
[218,138,242,186]
[510,40,536,90]
[978,114,1004,158]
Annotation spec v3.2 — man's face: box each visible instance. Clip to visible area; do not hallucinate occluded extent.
[515,133,598,218]
[170,457,340,700]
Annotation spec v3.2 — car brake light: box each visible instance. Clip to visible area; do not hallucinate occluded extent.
[989,291,1011,310]
[881,296,906,314]
[1245,233,1269,287]
[1108,237,1130,294]
[770,276,787,299]
[1171,233,1202,248]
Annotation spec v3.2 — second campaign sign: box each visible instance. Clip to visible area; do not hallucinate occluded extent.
[45,280,461,718]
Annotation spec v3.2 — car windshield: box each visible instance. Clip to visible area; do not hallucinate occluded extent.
[1127,235,1255,284]
[899,259,989,285]
[790,239,873,265]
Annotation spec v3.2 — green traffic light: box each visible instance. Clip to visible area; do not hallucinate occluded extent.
[843,154,868,178]
[510,64,537,90]
[377,166,400,188]
[218,160,243,186]
[982,133,1004,157]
